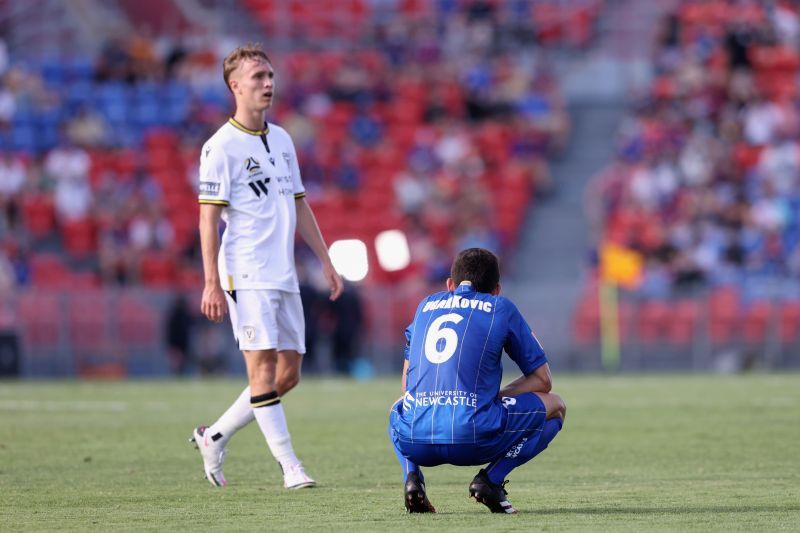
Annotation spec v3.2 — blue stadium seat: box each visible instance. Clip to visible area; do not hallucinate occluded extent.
[98,83,129,107]
[164,100,189,125]
[133,101,161,128]
[66,81,94,107]
[39,128,59,152]
[133,82,159,104]
[11,126,37,152]
[163,81,190,102]
[40,57,66,85]
[101,101,127,124]
[35,108,63,129]
[66,56,95,81]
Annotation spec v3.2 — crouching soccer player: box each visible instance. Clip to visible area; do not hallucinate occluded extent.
[388,248,566,514]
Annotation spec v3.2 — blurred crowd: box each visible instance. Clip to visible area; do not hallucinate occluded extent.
[589,0,800,297]
[0,0,597,294]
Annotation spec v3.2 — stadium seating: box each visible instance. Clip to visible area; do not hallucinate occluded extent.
[573,0,800,353]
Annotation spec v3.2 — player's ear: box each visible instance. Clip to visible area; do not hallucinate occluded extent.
[491,282,501,296]
[446,278,455,291]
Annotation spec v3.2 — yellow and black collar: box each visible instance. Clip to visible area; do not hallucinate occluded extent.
[228,117,269,136]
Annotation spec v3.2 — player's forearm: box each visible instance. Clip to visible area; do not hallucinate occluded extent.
[296,199,333,267]
[499,373,551,397]
[199,209,222,286]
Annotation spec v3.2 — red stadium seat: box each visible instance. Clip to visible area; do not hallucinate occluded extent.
[61,218,96,257]
[18,290,61,347]
[572,292,599,344]
[709,287,740,345]
[67,290,112,350]
[29,253,71,288]
[742,301,774,344]
[21,194,56,240]
[667,300,699,346]
[779,301,800,344]
[139,251,176,287]
[118,293,160,347]
[638,300,670,344]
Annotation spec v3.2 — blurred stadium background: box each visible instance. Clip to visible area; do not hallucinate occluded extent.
[1,0,800,380]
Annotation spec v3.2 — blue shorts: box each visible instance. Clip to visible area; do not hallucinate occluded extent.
[390,392,547,467]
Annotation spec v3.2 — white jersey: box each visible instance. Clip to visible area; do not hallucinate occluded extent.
[198,118,306,292]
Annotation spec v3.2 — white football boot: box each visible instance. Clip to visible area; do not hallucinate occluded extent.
[283,463,316,489]
[190,426,228,487]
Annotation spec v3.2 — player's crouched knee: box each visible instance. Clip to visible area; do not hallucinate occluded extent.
[551,392,567,420]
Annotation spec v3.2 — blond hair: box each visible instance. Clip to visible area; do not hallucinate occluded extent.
[222,43,271,93]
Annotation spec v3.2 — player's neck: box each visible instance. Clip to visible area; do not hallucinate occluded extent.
[232,108,267,132]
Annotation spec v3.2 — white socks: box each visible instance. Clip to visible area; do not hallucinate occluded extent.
[250,391,301,471]
[207,386,254,444]
[207,387,302,472]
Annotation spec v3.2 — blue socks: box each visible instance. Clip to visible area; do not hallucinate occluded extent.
[389,426,423,483]
[486,417,563,484]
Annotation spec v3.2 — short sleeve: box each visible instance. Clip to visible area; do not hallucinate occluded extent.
[404,324,412,360]
[404,295,431,360]
[198,142,231,206]
[502,298,548,375]
[286,137,306,200]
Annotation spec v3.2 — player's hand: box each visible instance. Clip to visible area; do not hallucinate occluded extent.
[324,261,344,301]
[201,284,228,323]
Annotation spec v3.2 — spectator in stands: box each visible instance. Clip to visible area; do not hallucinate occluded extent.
[3,0,582,296]
[328,281,364,375]
[128,205,174,253]
[297,260,325,372]
[66,107,109,148]
[588,0,800,294]
[96,37,135,83]
[0,77,15,126]
[44,138,91,222]
[165,294,193,375]
[0,249,14,295]
[0,150,26,231]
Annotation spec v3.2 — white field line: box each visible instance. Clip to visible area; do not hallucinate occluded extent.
[0,400,168,412]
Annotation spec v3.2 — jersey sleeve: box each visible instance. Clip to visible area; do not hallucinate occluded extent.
[404,295,432,360]
[198,141,231,206]
[404,323,412,360]
[502,298,548,375]
[286,137,306,200]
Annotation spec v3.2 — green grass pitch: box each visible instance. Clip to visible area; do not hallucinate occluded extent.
[3,374,799,531]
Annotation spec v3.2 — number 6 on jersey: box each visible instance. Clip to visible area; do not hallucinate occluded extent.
[424,313,464,364]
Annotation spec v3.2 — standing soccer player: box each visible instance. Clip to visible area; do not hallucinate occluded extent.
[388,248,566,513]
[192,44,343,489]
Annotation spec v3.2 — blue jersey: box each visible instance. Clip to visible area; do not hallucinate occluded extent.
[393,282,547,444]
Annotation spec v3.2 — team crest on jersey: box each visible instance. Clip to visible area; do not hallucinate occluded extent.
[282,152,291,166]
[245,157,261,174]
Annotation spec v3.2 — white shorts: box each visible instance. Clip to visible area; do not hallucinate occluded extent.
[225,289,306,353]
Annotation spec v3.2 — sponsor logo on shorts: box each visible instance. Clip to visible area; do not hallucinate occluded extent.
[505,437,528,458]
[242,325,257,342]
[501,397,517,408]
